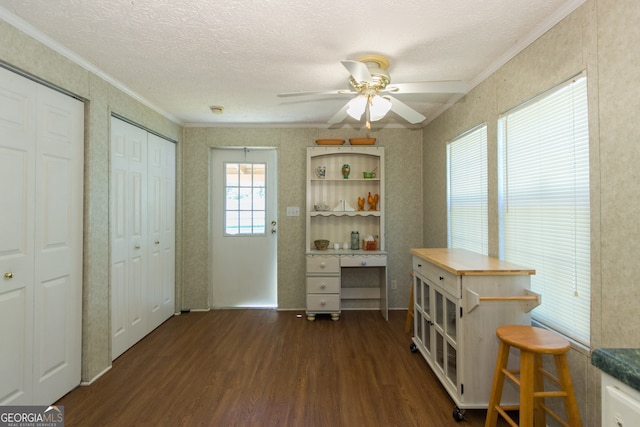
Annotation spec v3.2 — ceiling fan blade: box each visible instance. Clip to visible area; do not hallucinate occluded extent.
[341,60,372,84]
[386,95,426,124]
[327,100,351,125]
[384,81,468,94]
[277,89,355,97]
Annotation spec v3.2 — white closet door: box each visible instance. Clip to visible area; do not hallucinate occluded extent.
[110,118,148,360]
[0,67,37,405]
[0,67,83,405]
[32,81,84,404]
[147,134,175,329]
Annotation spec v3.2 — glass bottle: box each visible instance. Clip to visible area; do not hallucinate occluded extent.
[350,231,359,250]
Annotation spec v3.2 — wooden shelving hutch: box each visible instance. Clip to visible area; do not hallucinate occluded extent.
[305,145,387,321]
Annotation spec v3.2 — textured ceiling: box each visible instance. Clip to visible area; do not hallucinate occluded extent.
[0,0,584,128]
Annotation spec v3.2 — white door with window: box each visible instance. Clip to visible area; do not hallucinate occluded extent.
[210,148,277,308]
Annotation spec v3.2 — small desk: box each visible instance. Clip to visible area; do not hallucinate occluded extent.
[305,251,387,321]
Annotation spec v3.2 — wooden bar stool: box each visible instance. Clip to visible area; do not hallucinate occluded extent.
[484,325,582,427]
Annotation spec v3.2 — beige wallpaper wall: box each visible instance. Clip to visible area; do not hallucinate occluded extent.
[422,0,640,424]
[181,128,424,311]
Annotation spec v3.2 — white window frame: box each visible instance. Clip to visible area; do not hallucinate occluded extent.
[447,124,488,255]
[498,72,590,345]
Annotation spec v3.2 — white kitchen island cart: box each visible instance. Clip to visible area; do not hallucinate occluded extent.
[410,248,538,422]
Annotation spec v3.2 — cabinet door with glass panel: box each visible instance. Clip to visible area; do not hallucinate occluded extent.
[433,286,459,396]
[413,273,432,357]
[412,272,460,398]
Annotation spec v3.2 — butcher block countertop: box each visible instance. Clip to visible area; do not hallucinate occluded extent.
[411,248,535,276]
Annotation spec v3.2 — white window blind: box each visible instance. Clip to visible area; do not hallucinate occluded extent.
[499,74,590,345]
[447,124,488,255]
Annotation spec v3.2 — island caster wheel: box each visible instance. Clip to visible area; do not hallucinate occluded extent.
[452,406,465,422]
[409,343,418,353]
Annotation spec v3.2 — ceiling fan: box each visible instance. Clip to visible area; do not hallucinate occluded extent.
[278,54,468,129]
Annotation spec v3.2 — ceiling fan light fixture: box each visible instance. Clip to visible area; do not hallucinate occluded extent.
[346,95,367,120]
[369,95,392,121]
[278,54,459,128]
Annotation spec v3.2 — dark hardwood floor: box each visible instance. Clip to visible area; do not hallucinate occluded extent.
[56,309,509,426]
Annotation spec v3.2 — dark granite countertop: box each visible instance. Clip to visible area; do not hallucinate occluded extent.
[592,348,640,392]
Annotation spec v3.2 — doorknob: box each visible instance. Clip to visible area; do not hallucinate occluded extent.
[134,244,141,249]
[4,272,13,279]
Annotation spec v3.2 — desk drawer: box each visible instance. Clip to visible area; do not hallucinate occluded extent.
[306,294,340,312]
[341,255,387,267]
[306,276,340,293]
[413,256,461,298]
[306,255,340,274]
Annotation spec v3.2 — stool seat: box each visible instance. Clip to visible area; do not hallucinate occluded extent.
[497,325,570,354]
[485,325,582,427]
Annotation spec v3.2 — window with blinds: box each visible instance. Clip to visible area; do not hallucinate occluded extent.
[498,73,590,345]
[447,124,488,255]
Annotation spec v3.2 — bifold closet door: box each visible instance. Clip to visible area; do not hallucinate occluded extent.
[110,117,175,360]
[0,67,36,405]
[147,133,176,330]
[111,118,148,360]
[32,75,84,405]
[0,66,83,405]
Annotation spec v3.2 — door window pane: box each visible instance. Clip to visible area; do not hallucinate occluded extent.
[224,162,267,235]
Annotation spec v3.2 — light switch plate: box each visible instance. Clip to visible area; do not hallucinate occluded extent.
[286,207,300,216]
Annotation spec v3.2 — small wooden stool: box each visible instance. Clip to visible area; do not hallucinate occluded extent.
[484,325,582,427]
[405,272,414,333]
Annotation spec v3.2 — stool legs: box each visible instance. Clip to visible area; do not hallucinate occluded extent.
[485,341,511,427]
[518,351,535,427]
[485,348,582,427]
[554,354,582,427]
[533,354,546,427]
[405,282,414,334]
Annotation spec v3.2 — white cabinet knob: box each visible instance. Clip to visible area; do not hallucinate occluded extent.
[320,283,326,289]
[361,260,367,266]
[321,300,326,306]
[320,262,326,268]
